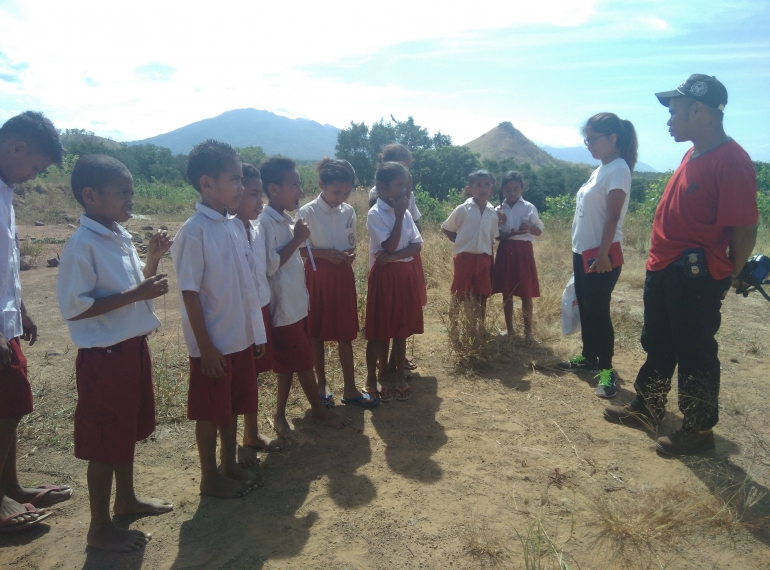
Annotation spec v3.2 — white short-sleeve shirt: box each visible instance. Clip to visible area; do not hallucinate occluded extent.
[571,158,631,253]
[441,198,499,255]
[369,186,421,222]
[367,198,423,268]
[230,218,271,314]
[250,220,271,309]
[57,215,161,348]
[297,195,357,251]
[171,202,266,357]
[496,198,544,243]
[0,179,22,341]
[256,205,310,328]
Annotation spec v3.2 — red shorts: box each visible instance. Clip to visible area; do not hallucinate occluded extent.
[492,240,541,298]
[451,252,493,297]
[188,345,258,427]
[271,318,313,374]
[74,336,155,465]
[254,305,274,374]
[0,337,33,420]
[365,261,424,342]
[305,258,360,341]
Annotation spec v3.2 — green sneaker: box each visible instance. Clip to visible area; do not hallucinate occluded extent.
[594,369,617,398]
[557,355,599,373]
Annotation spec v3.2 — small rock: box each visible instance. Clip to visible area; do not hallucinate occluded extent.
[47,256,60,268]
[62,214,76,223]
[160,225,169,231]
[34,221,45,227]
[132,236,144,244]
[141,225,154,231]
[20,255,32,270]
[67,223,76,229]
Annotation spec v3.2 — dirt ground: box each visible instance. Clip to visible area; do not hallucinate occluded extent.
[2,217,770,570]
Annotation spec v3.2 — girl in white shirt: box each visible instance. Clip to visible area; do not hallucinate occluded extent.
[492,171,544,344]
[298,159,378,409]
[558,113,638,400]
[441,170,500,345]
[365,162,424,401]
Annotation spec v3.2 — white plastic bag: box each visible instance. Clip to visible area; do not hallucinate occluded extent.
[561,274,581,335]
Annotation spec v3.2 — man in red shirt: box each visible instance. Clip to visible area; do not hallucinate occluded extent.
[604,75,758,455]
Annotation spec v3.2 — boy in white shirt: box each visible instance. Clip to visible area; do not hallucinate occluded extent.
[256,156,351,437]
[171,140,266,499]
[0,111,71,534]
[57,155,173,552]
[441,170,501,344]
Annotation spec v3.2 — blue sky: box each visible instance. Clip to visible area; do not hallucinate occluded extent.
[1,0,768,170]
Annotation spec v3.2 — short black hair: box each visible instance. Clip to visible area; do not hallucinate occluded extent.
[467,169,494,187]
[0,111,64,167]
[316,157,357,186]
[375,161,408,186]
[258,156,296,194]
[70,154,131,206]
[242,163,261,180]
[186,139,240,192]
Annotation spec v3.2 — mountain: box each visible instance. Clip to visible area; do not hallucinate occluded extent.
[129,108,341,159]
[540,145,659,173]
[463,122,563,168]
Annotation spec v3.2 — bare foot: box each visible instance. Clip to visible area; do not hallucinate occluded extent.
[199,473,252,498]
[243,433,282,452]
[218,463,260,487]
[113,496,173,517]
[237,445,259,468]
[0,495,45,526]
[524,332,537,345]
[87,522,150,552]
[273,415,295,438]
[10,484,72,508]
[311,407,352,429]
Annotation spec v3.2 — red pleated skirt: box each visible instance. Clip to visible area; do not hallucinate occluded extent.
[412,252,428,306]
[492,240,540,298]
[365,261,424,342]
[305,258,360,341]
[254,304,274,374]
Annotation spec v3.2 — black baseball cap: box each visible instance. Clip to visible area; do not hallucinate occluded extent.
[655,74,728,111]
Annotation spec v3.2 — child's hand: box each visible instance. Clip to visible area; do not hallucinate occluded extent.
[589,253,613,273]
[0,333,10,367]
[496,231,512,241]
[326,250,347,265]
[294,219,311,242]
[344,251,356,265]
[394,194,409,218]
[497,211,507,225]
[20,309,38,345]
[518,220,531,233]
[147,230,173,260]
[200,345,227,378]
[443,230,457,243]
[254,344,266,359]
[134,274,169,300]
[375,251,394,264]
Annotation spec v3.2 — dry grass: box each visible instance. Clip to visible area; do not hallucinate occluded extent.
[463,512,510,563]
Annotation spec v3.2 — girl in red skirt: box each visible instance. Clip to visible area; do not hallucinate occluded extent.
[365,161,424,401]
[298,159,378,409]
[492,171,544,344]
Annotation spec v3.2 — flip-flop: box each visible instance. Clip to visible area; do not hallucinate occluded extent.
[394,385,412,401]
[28,484,72,508]
[405,357,418,371]
[363,387,394,403]
[341,393,380,408]
[320,392,335,408]
[0,503,52,533]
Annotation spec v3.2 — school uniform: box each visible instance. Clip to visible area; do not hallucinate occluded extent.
[172,203,266,427]
[365,199,424,342]
[231,219,274,374]
[257,205,313,373]
[492,198,544,298]
[0,178,33,420]
[441,198,499,297]
[57,215,161,464]
[297,195,359,342]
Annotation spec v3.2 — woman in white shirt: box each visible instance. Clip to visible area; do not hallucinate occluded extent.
[558,113,638,399]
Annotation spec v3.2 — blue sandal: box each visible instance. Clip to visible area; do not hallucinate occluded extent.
[341,393,380,409]
[320,393,335,408]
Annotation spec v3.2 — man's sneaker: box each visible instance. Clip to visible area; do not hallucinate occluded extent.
[557,355,599,373]
[604,404,657,429]
[594,369,617,398]
[656,430,715,456]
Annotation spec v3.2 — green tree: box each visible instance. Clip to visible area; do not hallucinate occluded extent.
[335,121,375,185]
[237,146,267,167]
[411,145,480,201]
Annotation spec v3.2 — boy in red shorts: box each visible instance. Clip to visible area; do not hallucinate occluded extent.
[171,141,267,498]
[57,154,174,551]
[256,156,351,438]
[0,111,70,534]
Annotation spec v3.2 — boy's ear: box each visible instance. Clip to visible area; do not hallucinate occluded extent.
[81,186,100,207]
[199,174,216,194]
[8,140,28,156]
